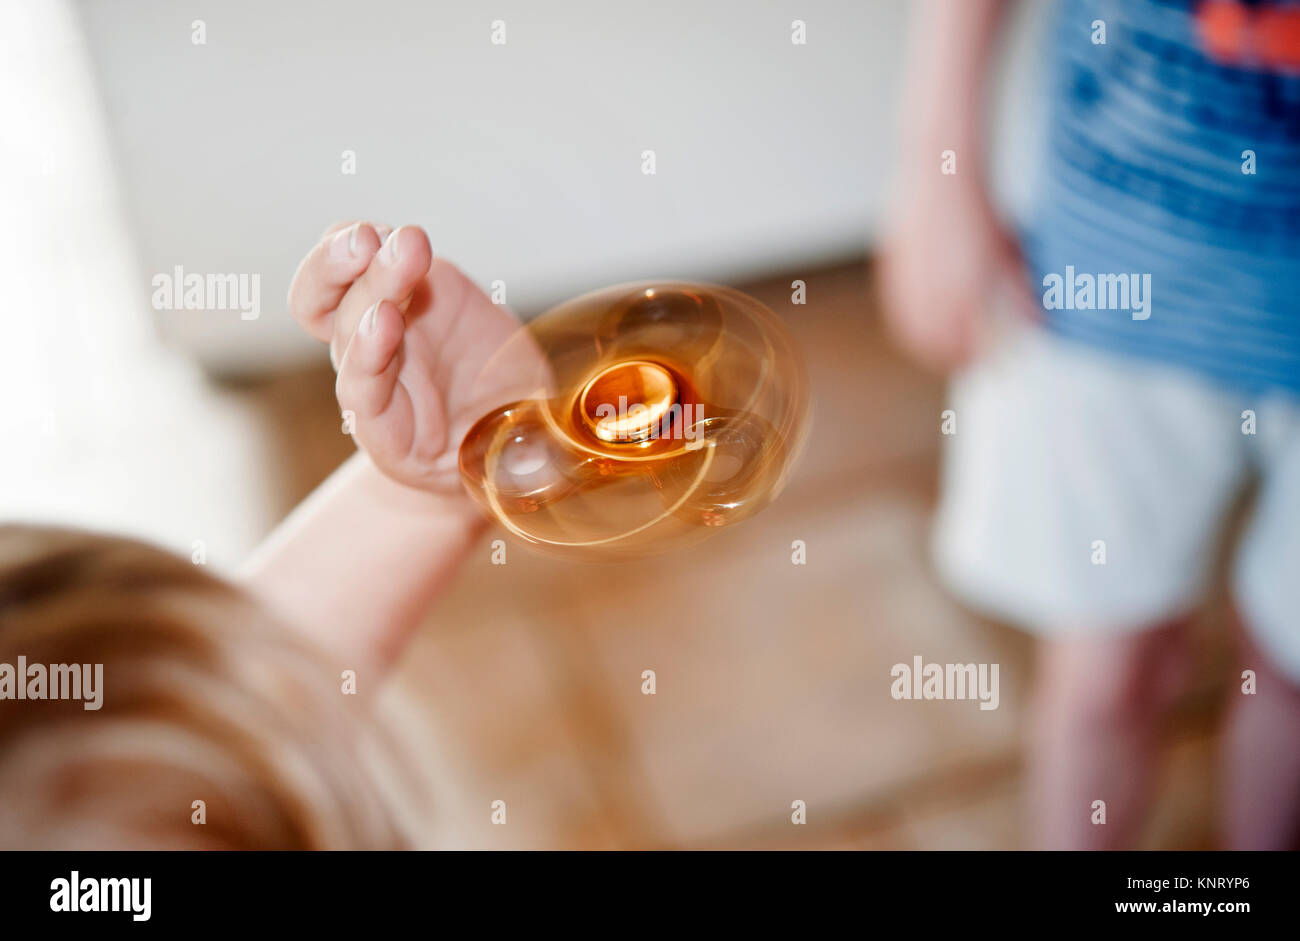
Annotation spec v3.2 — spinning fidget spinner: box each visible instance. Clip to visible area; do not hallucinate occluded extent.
[458,282,809,558]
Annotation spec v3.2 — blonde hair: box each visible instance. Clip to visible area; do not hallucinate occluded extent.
[0,525,407,849]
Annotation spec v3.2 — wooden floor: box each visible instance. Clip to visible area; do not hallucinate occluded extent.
[236,260,1228,849]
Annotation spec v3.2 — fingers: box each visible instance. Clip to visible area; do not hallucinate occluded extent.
[288,221,392,342]
[329,226,433,365]
[336,300,419,467]
[336,301,405,420]
[319,219,393,242]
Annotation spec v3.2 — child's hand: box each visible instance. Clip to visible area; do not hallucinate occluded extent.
[288,222,539,498]
[877,168,1036,372]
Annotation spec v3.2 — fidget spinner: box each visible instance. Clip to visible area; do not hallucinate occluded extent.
[458,282,809,559]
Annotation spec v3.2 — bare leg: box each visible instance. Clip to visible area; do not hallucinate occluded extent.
[1027,620,1190,849]
[1221,617,1300,850]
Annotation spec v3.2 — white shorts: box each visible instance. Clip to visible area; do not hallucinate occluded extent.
[933,323,1300,682]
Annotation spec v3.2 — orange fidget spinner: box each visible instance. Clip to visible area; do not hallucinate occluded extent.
[458,282,809,559]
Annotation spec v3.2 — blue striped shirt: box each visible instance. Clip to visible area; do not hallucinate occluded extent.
[1023,0,1300,394]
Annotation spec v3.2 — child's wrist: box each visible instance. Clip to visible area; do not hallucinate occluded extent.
[354,454,487,535]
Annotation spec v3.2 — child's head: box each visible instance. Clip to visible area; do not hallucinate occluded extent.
[0,524,404,849]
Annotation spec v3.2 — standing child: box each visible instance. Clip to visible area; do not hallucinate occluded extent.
[881,0,1300,848]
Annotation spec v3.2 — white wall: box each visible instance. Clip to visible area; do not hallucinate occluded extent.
[75,0,1045,375]
[1,0,276,563]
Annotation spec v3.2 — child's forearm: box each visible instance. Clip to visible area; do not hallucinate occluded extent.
[899,0,1010,169]
[240,452,486,676]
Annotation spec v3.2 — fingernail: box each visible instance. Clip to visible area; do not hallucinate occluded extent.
[360,302,379,336]
[330,223,360,260]
[380,228,401,265]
